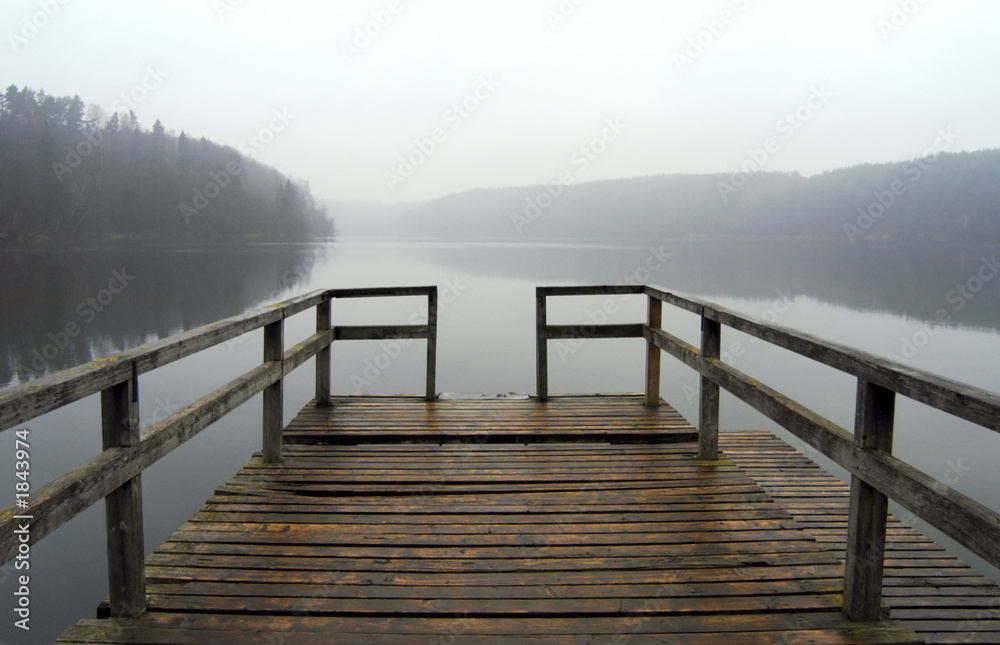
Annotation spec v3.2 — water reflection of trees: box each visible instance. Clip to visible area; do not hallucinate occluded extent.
[0,243,329,385]
[423,240,1000,332]
[5,240,997,387]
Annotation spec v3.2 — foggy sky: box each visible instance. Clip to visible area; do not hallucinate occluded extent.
[3,0,998,205]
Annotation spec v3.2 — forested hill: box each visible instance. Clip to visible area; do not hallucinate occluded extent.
[340,149,1000,244]
[0,85,334,244]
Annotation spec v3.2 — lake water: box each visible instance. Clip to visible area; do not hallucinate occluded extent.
[2,238,999,643]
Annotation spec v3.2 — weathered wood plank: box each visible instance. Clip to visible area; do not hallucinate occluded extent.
[425,288,437,401]
[196,507,791,525]
[699,316,721,461]
[537,285,645,298]
[281,328,335,376]
[100,365,145,618]
[142,592,848,616]
[262,319,284,464]
[536,288,548,401]
[315,300,332,407]
[537,323,644,340]
[141,562,851,587]
[274,290,328,319]
[58,613,920,643]
[644,296,662,408]
[844,380,896,621]
[147,578,845,600]
[334,325,433,341]
[329,286,437,299]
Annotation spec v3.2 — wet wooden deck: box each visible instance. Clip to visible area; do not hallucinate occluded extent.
[55,395,999,643]
[723,431,1000,644]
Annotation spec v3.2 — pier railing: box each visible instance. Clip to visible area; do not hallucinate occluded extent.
[0,286,437,618]
[536,284,1000,621]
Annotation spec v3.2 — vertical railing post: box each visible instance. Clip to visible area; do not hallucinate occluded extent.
[262,317,284,464]
[699,315,721,461]
[644,294,662,407]
[425,288,438,401]
[843,379,895,621]
[315,298,332,408]
[101,360,145,618]
[536,289,548,401]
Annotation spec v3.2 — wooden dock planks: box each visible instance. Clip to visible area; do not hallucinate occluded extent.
[722,430,1000,644]
[282,395,699,445]
[57,396,925,643]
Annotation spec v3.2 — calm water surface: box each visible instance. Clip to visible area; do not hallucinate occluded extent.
[1,239,999,643]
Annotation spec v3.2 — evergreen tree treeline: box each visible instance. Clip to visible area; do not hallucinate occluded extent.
[0,85,334,243]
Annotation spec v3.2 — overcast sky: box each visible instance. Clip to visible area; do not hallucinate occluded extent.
[3,1,998,204]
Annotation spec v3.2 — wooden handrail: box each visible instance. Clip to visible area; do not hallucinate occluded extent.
[330,286,438,402]
[329,286,438,298]
[0,295,311,430]
[642,285,1000,433]
[535,286,648,401]
[536,284,1000,622]
[0,286,438,618]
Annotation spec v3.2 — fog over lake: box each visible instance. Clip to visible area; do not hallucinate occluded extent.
[2,238,999,642]
[3,1,1000,641]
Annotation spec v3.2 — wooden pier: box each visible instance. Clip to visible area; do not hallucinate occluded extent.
[2,285,1000,643]
[61,395,920,643]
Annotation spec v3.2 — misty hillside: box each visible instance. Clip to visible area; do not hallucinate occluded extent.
[0,85,334,244]
[336,149,1000,244]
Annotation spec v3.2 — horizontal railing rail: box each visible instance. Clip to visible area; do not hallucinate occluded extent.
[536,284,1000,622]
[0,286,438,618]
[0,290,326,431]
